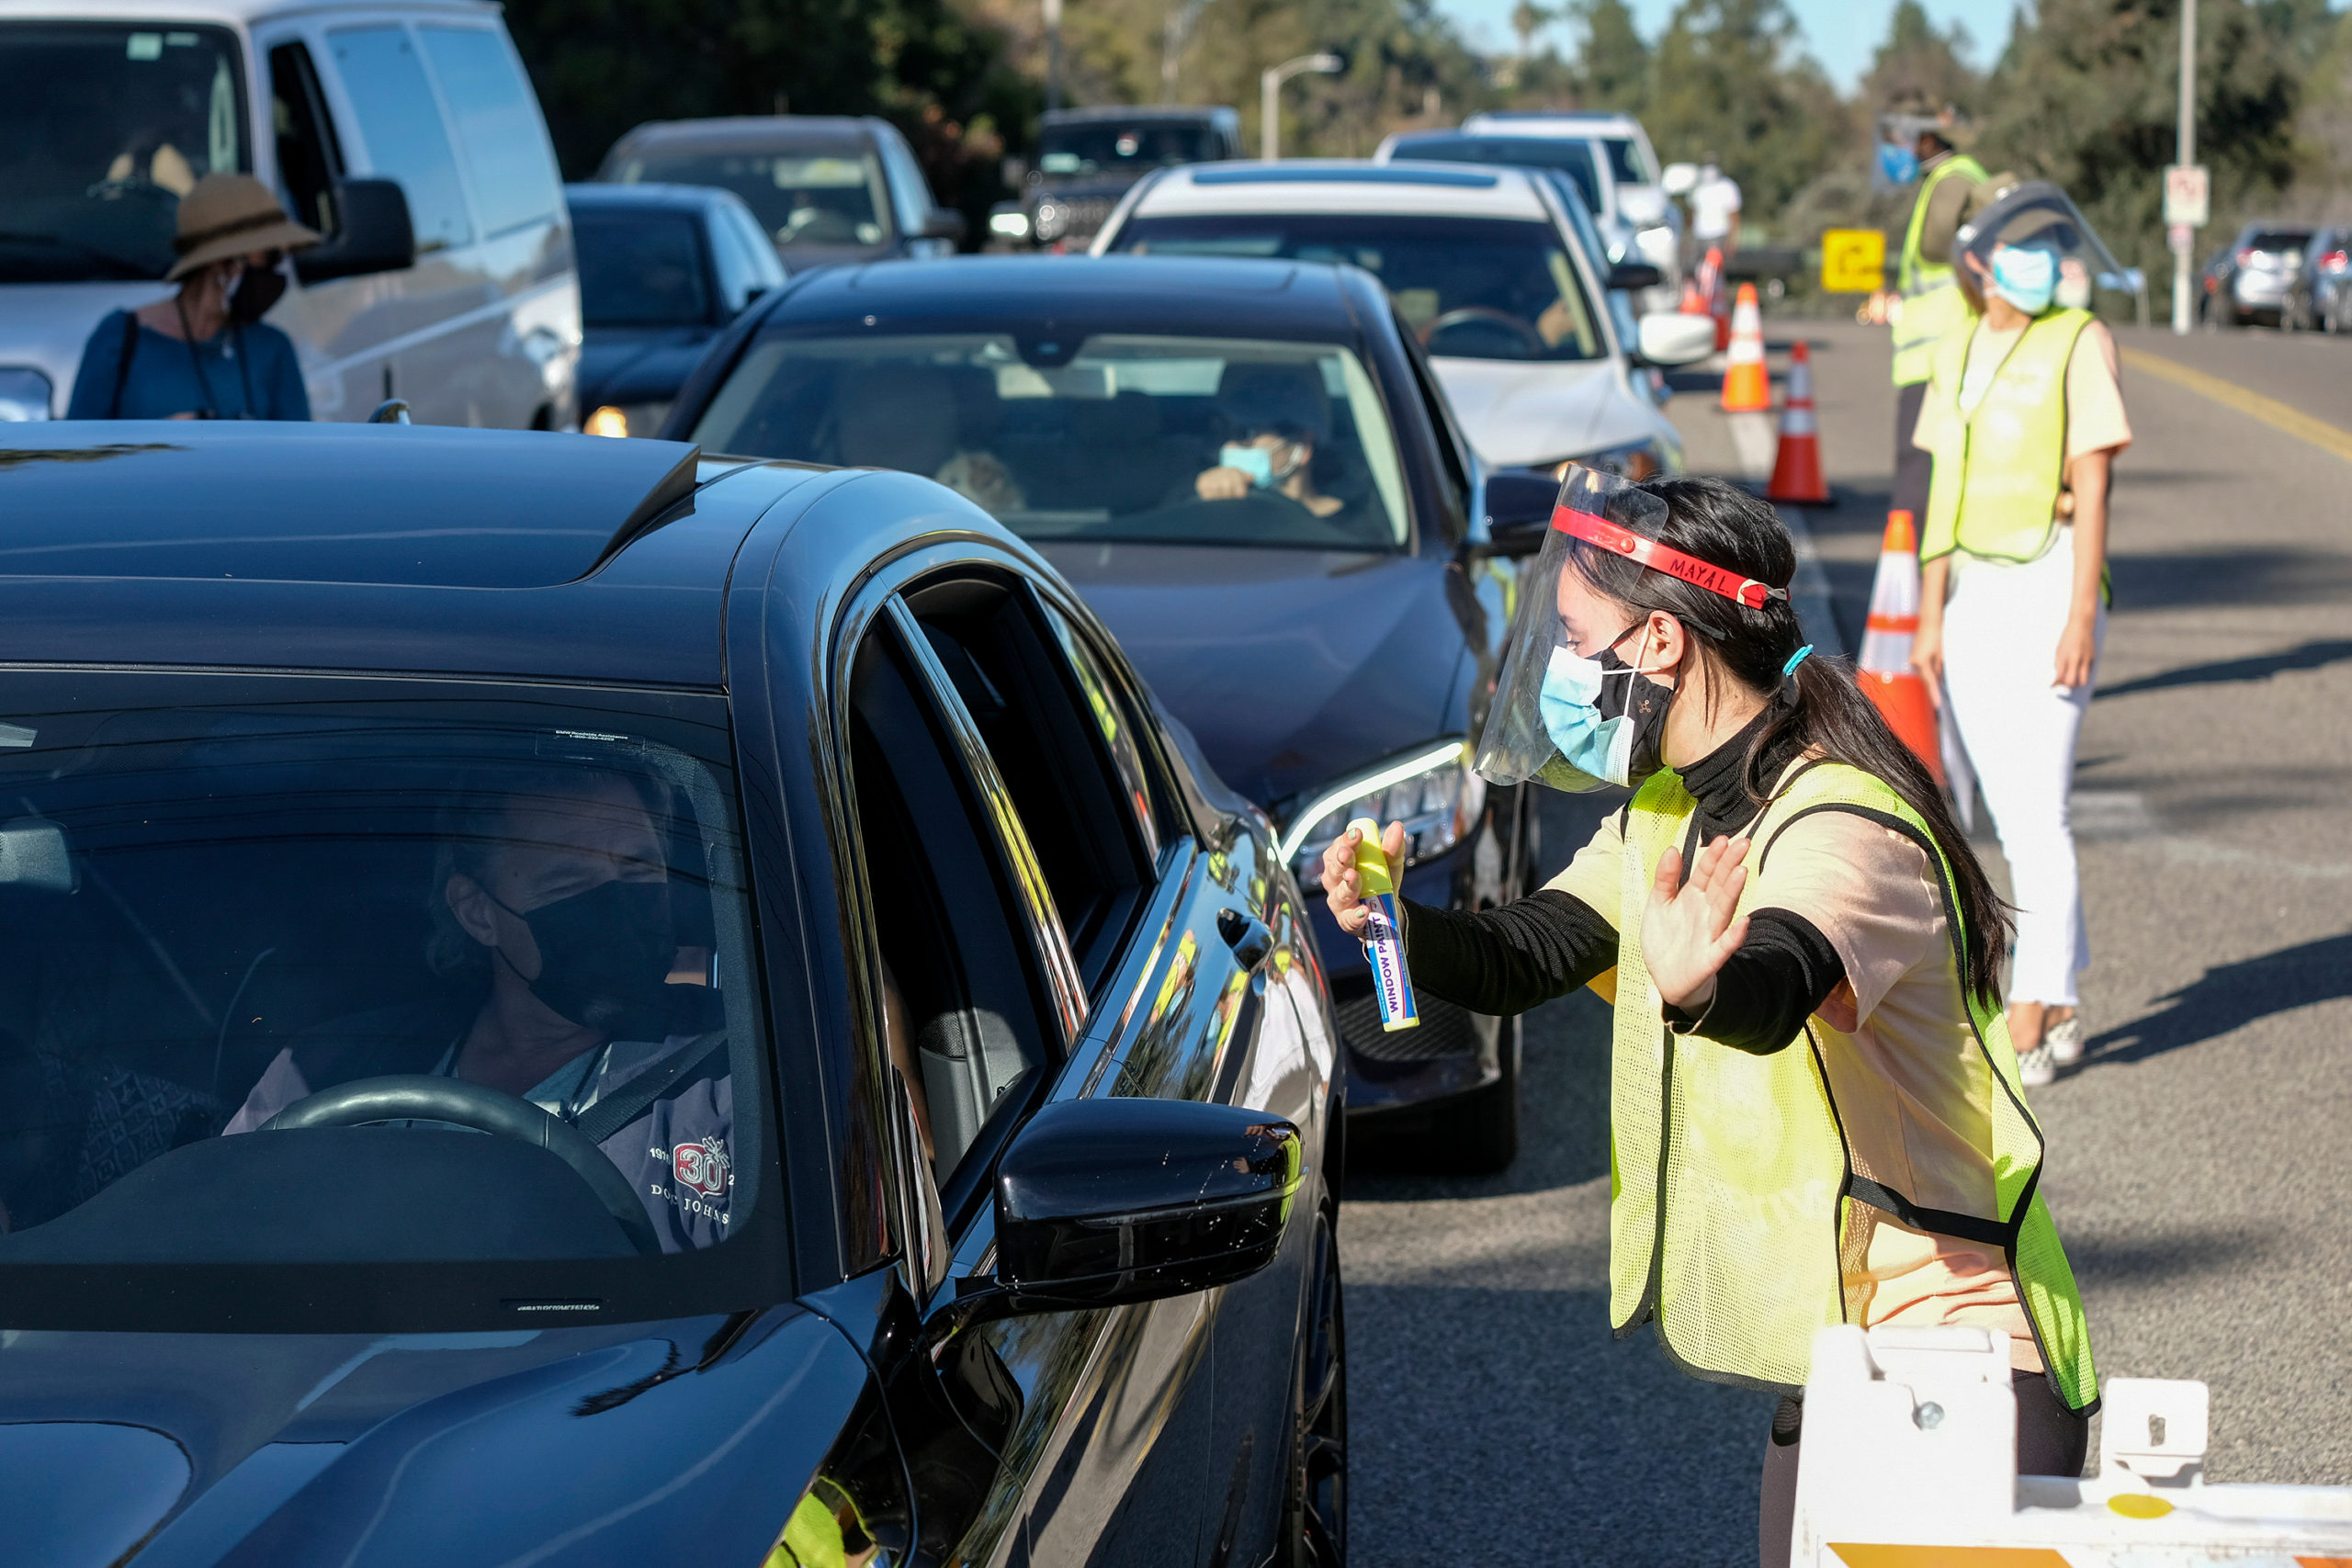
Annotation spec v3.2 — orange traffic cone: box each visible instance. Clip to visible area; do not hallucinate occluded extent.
[1766,340,1829,503]
[1719,284,1770,412]
[1858,510,1942,783]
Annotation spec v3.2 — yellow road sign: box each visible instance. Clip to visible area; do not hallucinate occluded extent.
[1820,229,1886,293]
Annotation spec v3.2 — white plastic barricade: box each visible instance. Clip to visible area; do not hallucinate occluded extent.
[1791,1325,2352,1567]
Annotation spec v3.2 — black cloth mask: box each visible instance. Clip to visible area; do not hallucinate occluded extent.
[492,879,679,1039]
[229,256,288,324]
[1595,638,1678,786]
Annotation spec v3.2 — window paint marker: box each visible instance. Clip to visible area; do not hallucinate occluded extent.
[1349,818,1419,1032]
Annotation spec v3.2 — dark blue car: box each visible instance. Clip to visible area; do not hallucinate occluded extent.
[569,183,788,438]
[662,255,1559,1168]
[0,423,1342,1567]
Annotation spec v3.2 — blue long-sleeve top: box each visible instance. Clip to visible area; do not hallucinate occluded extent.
[65,309,311,421]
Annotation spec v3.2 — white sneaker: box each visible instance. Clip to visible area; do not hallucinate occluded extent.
[2045,1014,2084,1068]
[2018,1043,2056,1088]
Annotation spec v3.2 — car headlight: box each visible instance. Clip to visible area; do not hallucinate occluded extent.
[0,367,53,422]
[584,400,671,438]
[1544,434,1672,482]
[989,208,1032,239]
[1278,740,1485,889]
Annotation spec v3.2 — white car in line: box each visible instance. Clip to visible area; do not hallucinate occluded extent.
[1462,109,1681,305]
[1089,160,1714,477]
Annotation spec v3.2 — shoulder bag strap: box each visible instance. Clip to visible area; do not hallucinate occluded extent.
[111,311,140,418]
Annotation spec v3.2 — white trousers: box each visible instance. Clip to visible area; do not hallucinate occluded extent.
[1939,528,2103,1007]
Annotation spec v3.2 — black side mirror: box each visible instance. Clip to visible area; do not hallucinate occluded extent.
[1477,468,1560,558]
[921,207,968,244]
[295,177,417,285]
[1607,260,1665,292]
[963,1099,1299,1320]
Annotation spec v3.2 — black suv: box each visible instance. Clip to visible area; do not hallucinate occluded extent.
[992,106,1242,251]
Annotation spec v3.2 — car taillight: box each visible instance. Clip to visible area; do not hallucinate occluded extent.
[2236,249,2253,265]
[2324,249,2349,272]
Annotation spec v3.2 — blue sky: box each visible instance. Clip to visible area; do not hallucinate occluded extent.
[1437,0,2007,94]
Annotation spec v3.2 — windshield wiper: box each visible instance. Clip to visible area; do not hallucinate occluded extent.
[0,231,154,281]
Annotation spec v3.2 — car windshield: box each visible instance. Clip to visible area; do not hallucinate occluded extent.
[1038,122,1218,177]
[2245,231,2309,258]
[1113,212,1605,363]
[612,148,890,251]
[1394,138,1601,213]
[0,22,248,283]
[694,330,1411,550]
[0,675,768,1275]
[575,209,710,327]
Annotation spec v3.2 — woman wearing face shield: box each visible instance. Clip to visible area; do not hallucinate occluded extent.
[1905,177,2132,1088]
[1322,470,2099,1568]
[65,173,315,421]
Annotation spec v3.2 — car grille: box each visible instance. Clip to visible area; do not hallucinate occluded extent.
[1034,197,1115,243]
[1336,987,1488,1062]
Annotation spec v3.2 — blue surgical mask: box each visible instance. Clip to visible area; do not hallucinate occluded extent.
[1990,246,2058,314]
[1877,142,1920,186]
[1219,445,1274,487]
[1537,626,1673,789]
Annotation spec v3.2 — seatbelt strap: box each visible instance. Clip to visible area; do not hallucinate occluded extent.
[571,1030,729,1147]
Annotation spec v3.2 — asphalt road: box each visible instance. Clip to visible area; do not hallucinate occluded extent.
[1341,316,2352,1565]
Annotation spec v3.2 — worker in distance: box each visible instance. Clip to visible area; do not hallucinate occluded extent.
[1323,468,2100,1568]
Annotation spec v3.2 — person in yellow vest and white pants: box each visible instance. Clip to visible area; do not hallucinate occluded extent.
[1908,178,2132,1089]
[1324,467,2099,1568]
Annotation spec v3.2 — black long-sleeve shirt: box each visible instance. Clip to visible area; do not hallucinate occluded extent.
[1403,711,1846,1054]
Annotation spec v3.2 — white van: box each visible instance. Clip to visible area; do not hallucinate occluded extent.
[0,0,579,426]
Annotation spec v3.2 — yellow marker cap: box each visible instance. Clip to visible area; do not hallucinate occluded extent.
[1347,818,1397,897]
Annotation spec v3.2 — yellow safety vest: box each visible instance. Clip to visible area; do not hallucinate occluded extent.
[1606,759,2099,1411]
[1892,152,1988,388]
[1918,308,2091,566]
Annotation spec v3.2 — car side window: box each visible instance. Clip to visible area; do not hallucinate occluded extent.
[1396,312,1475,523]
[847,615,1059,1190]
[904,578,1154,993]
[878,130,935,233]
[704,209,756,315]
[267,41,344,237]
[1039,600,1165,865]
[415,26,560,237]
[327,25,472,253]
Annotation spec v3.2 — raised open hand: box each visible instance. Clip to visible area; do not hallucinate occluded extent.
[1639,833,1752,1012]
[1319,820,1408,939]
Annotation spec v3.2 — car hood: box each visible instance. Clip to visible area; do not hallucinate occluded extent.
[0,1307,861,1567]
[1430,355,1660,469]
[1035,541,1475,812]
[579,325,720,407]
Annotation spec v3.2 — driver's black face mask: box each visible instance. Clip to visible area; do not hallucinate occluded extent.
[1595,636,1678,784]
[492,879,679,1039]
[229,254,288,323]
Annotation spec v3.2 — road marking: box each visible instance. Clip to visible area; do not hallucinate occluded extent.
[2118,346,2352,467]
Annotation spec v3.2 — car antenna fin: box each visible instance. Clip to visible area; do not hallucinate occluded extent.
[585,444,702,574]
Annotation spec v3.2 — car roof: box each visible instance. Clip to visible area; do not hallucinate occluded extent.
[609,116,883,154]
[1043,104,1238,128]
[1128,161,1549,221]
[0,425,835,685]
[567,182,742,214]
[0,0,500,22]
[1466,110,1642,131]
[763,254,1367,340]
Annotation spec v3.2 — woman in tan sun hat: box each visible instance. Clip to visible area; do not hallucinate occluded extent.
[67,173,319,421]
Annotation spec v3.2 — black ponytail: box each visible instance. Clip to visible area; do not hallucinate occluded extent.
[1566,476,2011,1007]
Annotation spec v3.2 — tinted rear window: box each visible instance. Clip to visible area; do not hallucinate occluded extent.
[575,209,710,327]
[2247,231,2312,253]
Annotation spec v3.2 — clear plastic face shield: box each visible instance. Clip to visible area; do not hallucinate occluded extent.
[1474,466,1788,794]
[1956,180,2125,314]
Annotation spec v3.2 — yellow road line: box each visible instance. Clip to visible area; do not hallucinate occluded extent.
[2119,345,2352,467]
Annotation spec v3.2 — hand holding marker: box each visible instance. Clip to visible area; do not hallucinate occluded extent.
[1320,819,1418,1032]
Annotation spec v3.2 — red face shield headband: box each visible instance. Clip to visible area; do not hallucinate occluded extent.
[1552,506,1792,611]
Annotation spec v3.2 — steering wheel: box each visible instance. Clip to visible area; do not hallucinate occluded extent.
[261,1075,663,1256]
[1421,307,1550,359]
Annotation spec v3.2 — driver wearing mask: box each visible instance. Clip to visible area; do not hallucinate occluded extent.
[225,768,733,1252]
[1193,367,1347,518]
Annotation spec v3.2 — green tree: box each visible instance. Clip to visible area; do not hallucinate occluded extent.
[1643,0,1844,231]
[1861,0,1979,115]
[1569,0,1650,113]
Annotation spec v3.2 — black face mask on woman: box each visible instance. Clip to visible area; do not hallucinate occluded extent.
[228,254,288,324]
[492,879,679,1039]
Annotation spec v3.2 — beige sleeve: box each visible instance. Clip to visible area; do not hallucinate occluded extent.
[1543,807,1627,931]
[1751,810,1945,1027]
[2064,320,2132,462]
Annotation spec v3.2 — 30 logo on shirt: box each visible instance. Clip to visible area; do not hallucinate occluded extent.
[673,1138,729,1200]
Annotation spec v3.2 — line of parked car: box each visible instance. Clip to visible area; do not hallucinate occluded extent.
[1,4,1705,1554]
[2199,220,2352,333]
